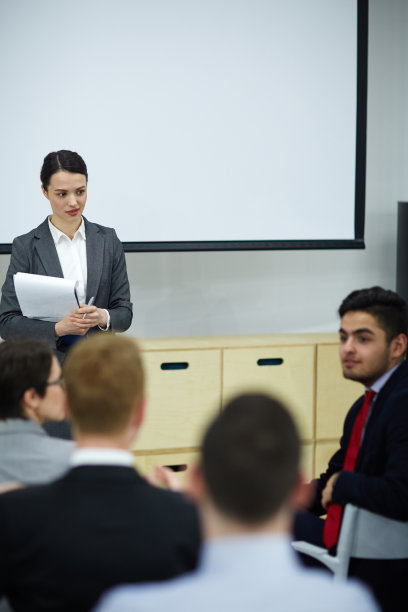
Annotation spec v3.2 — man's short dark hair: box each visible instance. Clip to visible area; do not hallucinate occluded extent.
[0,338,53,419]
[338,286,408,342]
[201,393,300,524]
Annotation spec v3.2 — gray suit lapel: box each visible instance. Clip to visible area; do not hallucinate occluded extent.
[33,218,63,277]
[84,218,104,301]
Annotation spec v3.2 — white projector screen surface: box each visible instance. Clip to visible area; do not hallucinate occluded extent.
[0,0,365,251]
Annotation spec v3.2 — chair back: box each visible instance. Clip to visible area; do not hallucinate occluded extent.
[292,504,408,580]
[350,506,408,560]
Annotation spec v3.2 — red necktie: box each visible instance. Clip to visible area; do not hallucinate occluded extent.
[323,389,376,549]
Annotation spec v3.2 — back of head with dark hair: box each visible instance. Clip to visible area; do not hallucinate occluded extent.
[0,338,53,419]
[338,286,408,342]
[40,150,88,191]
[201,393,300,524]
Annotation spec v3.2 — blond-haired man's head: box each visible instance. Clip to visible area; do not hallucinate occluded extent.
[63,334,145,437]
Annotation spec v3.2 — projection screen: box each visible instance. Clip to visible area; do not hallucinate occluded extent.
[0,0,367,252]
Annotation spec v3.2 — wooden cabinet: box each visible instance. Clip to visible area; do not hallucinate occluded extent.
[315,441,340,479]
[316,344,361,440]
[133,333,360,478]
[134,349,221,451]
[301,442,314,481]
[222,345,315,439]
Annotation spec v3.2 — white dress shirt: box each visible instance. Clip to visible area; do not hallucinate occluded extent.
[48,216,87,304]
[48,216,110,329]
[369,362,400,395]
[361,362,402,441]
[69,448,135,468]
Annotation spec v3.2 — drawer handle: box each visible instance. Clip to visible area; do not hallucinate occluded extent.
[257,358,284,366]
[160,362,189,370]
[164,464,187,472]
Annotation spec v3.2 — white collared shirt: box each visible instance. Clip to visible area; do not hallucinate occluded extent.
[368,362,401,395]
[48,216,87,304]
[69,448,135,468]
[48,217,110,330]
[361,362,402,441]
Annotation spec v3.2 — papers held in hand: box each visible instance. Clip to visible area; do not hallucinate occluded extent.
[14,272,80,322]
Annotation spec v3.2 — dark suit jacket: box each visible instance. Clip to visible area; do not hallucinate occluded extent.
[293,362,408,612]
[309,360,408,520]
[0,217,132,361]
[0,465,201,612]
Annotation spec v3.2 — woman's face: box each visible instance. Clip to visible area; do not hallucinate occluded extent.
[42,170,87,232]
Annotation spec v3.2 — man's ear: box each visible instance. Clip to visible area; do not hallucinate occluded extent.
[391,333,407,360]
[22,388,41,421]
[186,462,207,504]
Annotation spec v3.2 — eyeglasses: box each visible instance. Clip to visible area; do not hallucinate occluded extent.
[46,377,64,388]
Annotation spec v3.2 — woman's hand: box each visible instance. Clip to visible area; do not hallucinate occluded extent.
[54,305,108,337]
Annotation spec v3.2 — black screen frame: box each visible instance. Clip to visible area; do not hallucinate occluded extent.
[123,0,368,253]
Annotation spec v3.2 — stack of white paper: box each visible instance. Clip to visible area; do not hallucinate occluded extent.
[14,272,80,322]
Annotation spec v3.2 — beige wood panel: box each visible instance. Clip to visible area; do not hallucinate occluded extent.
[222,345,315,439]
[314,440,339,478]
[134,349,221,451]
[138,332,339,352]
[133,450,200,488]
[316,344,361,439]
[301,442,314,481]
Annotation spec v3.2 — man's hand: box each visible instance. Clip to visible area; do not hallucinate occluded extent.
[321,472,340,510]
[145,465,184,493]
[0,481,22,494]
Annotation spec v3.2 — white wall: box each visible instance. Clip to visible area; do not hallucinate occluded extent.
[1,0,407,339]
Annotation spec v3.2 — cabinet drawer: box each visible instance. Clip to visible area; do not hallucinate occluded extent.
[222,346,315,439]
[135,349,221,451]
[316,344,361,439]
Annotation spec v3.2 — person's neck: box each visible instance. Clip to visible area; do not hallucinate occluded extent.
[74,434,131,450]
[202,501,291,541]
[50,215,82,240]
[72,419,140,450]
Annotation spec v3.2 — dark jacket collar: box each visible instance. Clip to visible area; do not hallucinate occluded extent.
[33,217,104,301]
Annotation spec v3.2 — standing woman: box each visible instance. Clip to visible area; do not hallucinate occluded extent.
[0,150,133,435]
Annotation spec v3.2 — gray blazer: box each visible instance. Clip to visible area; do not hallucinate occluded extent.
[0,419,74,485]
[0,217,133,361]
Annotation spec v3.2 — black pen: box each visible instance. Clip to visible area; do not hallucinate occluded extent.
[74,288,81,309]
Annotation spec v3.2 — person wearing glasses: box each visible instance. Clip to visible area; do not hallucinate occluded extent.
[0,337,74,486]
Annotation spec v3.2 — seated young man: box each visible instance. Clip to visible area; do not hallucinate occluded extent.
[294,286,408,612]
